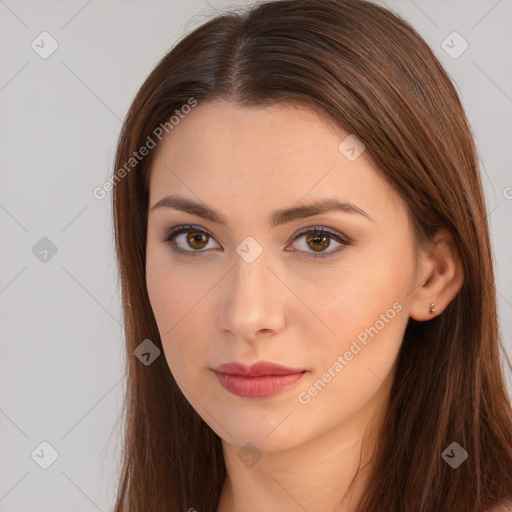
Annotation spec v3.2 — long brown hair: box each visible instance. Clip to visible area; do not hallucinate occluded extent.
[111,0,512,510]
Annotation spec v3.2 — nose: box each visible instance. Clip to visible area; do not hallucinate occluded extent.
[218,251,286,343]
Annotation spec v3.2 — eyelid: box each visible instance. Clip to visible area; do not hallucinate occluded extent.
[160,224,351,259]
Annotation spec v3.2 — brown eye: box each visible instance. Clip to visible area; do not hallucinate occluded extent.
[290,227,350,259]
[186,231,209,250]
[161,225,220,257]
[306,232,331,252]
[162,225,350,260]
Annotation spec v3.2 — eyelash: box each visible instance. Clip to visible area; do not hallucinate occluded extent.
[159,224,351,260]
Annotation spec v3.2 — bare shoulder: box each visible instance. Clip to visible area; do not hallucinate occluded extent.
[492,501,512,512]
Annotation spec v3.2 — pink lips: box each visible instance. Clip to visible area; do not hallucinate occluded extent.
[211,361,307,398]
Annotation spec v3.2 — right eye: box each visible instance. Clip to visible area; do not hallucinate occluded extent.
[160,225,220,257]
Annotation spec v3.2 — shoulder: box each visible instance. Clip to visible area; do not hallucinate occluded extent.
[492,501,512,512]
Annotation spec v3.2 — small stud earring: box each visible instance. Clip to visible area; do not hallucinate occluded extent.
[429,302,437,315]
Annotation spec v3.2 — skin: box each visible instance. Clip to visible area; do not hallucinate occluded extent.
[145,100,464,512]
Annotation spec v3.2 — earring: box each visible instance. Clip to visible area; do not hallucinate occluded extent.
[429,302,437,315]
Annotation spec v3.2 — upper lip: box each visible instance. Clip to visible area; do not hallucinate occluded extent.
[212,361,306,377]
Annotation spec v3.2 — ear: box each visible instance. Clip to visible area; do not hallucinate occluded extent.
[409,227,465,321]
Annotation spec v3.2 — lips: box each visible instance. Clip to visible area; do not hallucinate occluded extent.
[211,361,307,398]
[212,361,306,377]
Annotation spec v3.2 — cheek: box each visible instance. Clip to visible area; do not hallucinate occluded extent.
[304,250,411,371]
[293,271,407,425]
[146,239,208,334]
[146,254,204,378]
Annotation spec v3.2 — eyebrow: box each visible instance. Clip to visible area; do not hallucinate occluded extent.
[149,194,374,226]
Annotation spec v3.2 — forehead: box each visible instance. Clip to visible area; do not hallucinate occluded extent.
[152,100,350,174]
[148,100,402,225]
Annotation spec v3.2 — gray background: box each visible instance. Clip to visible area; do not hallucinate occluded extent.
[0,0,510,510]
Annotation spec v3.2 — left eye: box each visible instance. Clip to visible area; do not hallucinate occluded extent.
[290,227,350,258]
[160,225,351,259]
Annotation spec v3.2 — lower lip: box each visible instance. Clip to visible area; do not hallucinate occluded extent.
[213,371,306,398]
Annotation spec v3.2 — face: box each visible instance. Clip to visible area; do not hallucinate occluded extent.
[146,100,419,452]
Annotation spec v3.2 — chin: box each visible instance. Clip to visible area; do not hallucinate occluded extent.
[211,413,308,453]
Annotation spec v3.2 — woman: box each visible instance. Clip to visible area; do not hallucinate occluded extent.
[111,0,512,510]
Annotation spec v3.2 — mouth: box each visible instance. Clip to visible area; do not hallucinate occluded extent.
[211,361,307,398]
